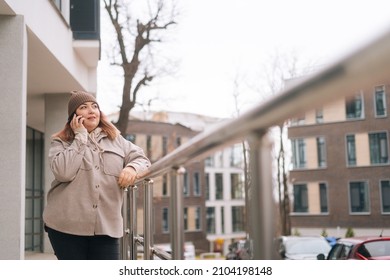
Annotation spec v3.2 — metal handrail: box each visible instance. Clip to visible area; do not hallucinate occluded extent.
[123,25,390,259]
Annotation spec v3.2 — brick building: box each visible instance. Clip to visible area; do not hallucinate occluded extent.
[288,82,390,237]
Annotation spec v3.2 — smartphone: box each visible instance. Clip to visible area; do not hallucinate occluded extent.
[67,113,76,124]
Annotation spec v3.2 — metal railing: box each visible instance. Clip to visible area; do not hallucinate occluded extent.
[122,25,390,260]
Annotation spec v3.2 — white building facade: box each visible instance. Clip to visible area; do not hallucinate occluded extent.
[205,143,247,254]
[0,0,100,259]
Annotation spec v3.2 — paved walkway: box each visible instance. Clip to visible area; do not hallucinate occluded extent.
[24,251,57,260]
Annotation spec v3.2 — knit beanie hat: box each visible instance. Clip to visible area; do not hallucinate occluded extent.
[68,90,98,117]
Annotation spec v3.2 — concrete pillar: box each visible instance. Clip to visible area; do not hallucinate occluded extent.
[43,93,69,253]
[0,15,27,260]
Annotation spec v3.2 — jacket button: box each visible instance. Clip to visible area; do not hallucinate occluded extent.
[93,204,98,209]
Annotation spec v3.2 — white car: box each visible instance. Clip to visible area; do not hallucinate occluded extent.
[276,236,331,260]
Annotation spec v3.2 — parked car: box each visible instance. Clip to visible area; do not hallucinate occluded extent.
[276,236,332,260]
[226,240,252,260]
[326,236,390,260]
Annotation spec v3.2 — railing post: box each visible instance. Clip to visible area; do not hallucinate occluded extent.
[247,132,276,259]
[170,166,185,260]
[121,187,129,260]
[143,179,154,260]
[128,186,138,260]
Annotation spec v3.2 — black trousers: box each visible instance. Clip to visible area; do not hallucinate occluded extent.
[46,226,120,260]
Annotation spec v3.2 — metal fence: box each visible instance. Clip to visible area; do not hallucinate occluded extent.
[121,25,390,260]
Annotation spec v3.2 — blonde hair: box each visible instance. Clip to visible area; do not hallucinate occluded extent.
[52,111,120,142]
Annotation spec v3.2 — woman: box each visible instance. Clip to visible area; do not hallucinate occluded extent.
[43,90,151,260]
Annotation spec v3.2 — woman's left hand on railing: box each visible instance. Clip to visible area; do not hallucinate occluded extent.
[118,166,138,188]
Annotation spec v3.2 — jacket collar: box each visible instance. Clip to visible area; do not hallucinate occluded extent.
[89,127,107,141]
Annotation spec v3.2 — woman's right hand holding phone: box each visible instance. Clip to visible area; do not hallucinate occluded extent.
[70,114,87,134]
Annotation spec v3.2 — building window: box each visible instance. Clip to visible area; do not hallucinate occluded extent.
[319,183,328,213]
[380,180,390,213]
[205,156,214,167]
[162,175,168,197]
[349,181,370,213]
[25,127,44,252]
[290,114,305,126]
[232,206,245,232]
[53,0,62,10]
[184,207,188,231]
[176,137,181,147]
[70,0,100,40]
[346,135,356,166]
[317,137,327,168]
[195,207,201,230]
[293,184,308,213]
[231,173,244,199]
[215,173,223,200]
[221,207,225,234]
[215,151,224,167]
[162,136,167,156]
[205,173,210,200]
[206,207,216,234]
[193,172,201,196]
[146,135,152,159]
[369,132,388,164]
[230,144,243,167]
[375,85,387,117]
[291,139,306,169]
[316,109,323,123]
[162,208,169,233]
[183,172,189,196]
[346,92,364,119]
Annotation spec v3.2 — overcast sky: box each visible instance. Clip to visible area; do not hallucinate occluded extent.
[97,0,390,119]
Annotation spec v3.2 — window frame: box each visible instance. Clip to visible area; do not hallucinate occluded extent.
[368,131,389,165]
[293,183,308,213]
[162,207,169,233]
[319,182,329,213]
[193,172,201,196]
[215,173,224,200]
[206,207,216,234]
[345,91,364,120]
[291,138,306,169]
[230,173,244,199]
[374,85,387,118]
[348,181,370,214]
[317,136,327,168]
[346,134,357,166]
[380,179,390,214]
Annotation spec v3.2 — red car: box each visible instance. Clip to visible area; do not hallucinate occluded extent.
[327,236,390,260]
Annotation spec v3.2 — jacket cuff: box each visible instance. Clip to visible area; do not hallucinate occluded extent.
[74,130,88,145]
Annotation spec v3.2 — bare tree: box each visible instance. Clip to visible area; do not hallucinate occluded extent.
[255,49,316,236]
[103,0,178,134]
[231,73,251,237]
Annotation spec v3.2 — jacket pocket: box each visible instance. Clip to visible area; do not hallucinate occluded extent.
[102,147,125,177]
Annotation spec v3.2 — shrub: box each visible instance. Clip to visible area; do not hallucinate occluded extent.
[345,227,355,237]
